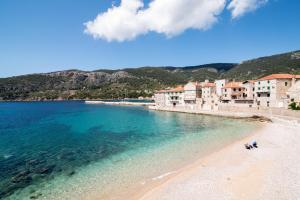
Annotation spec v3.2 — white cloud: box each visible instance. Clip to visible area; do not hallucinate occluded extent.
[84,0,269,42]
[227,0,268,19]
[84,0,226,42]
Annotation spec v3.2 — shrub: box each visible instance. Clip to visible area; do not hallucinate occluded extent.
[289,102,300,110]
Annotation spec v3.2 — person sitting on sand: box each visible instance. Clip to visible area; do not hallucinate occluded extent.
[245,143,252,150]
[252,140,258,148]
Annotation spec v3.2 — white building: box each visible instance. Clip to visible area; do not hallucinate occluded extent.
[183,82,201,104]
[215,79,227,97]
[200,82,218,110]
[153,73,300,111]
[164,86,185,107]
[154,91,166,107]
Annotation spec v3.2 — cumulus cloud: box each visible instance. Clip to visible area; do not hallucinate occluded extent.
[84,0,269,42]
[227,0,268,19]
[84,0,226,42]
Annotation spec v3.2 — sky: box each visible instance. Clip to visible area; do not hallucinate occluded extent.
[0,0,300,78]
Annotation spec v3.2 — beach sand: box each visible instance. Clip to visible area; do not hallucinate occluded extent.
[139,120,300,200]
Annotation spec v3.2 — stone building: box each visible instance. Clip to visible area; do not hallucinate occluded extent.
[254,74,299,108]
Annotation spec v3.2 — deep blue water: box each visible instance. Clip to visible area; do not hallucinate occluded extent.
[0,101,256,199]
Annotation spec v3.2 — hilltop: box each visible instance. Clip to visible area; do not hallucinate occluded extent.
[0,50,300,100]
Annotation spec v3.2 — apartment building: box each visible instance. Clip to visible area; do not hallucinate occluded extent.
[287,78,300,103]
[199,82,218,110]
[153,73,300,110]
[215,79,227,97]
[164,86,184,107]
[183,82,201,104]
[221,82,244,102]
[154,90,166,107]
[254,74,298,108]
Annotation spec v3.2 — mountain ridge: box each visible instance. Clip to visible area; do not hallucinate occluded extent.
[1,50,300,100]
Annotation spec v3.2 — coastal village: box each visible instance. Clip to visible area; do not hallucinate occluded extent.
[153,74,300,115]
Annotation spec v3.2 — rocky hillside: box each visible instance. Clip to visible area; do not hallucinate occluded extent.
[1,50,300,100]
[223,50,300,80]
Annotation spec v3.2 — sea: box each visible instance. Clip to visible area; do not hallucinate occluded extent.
[0,101,259,199]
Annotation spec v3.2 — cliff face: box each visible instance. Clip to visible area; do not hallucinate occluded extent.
[1,50,300,100]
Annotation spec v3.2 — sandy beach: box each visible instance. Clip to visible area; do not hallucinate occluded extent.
[140,119,300,200]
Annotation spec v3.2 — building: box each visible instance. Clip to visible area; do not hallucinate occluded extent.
[164,86,185,107]
[154,90,166,107]
[287,79,300,103]
[221,82,244,102]
[254,74,299,108]
[183,82,201,104]
[215,79,228,97]
[241,80,255,104]
[153,73,300,111]
[200,81,217,110]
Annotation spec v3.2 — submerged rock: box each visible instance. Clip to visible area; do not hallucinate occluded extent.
[11,170,32,183]
[67,170,76,177]
[30,192,42,199]
[37,164,56,175]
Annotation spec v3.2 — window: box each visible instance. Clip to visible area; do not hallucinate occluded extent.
[267,93,270,97]
[233,88,236,92]
[239,88,241,91]
[267,80,270,84]
[258,87,261,90]
[258,94,261,97]
[225,89,227,92]
[285,82,288,86]
[267,86,270,90]
[258,81,261,85]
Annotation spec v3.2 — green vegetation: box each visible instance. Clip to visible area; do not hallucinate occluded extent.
[289,102,300,110]
[0,50,300,101]
[223,50,300,80]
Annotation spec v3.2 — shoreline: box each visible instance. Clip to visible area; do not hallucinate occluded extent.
[149,106,273,122]
[138,119,300,200]
[85,100,155,106]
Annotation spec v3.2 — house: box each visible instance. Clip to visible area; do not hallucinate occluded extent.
[287,77,300,103]
[200,81,217,110]
[221,82,244,103]
[153,73,300,111]
[215,79,228,97]
[183,82,201,104]
[241,80,255,104]
[254,74,300,108]
[154,90,167,107]
[164,86,185,107]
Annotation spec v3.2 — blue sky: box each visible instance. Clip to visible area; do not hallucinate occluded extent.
[0,0,299,78]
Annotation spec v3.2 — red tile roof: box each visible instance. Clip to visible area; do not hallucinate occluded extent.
[169,86,184,92]
[258,74,300,80]
[223,82,243,89]
[202,82,215,88]
[158,85,184,93]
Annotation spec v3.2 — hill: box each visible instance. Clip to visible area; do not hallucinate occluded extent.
[0,50,300,100]
[223,50,300,79]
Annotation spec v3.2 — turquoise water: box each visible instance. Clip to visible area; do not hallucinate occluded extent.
[0,101,258,199]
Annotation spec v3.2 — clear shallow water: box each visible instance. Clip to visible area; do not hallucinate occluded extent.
[0,101,258,199]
